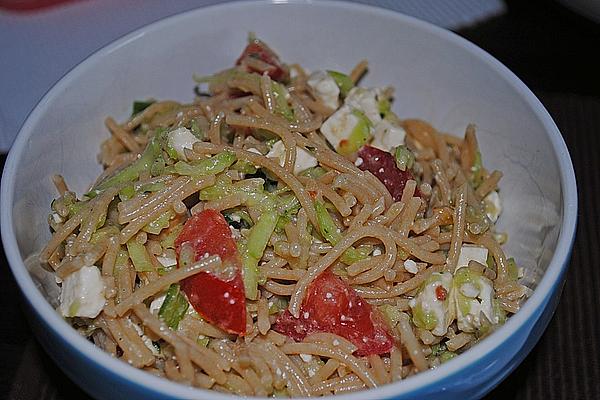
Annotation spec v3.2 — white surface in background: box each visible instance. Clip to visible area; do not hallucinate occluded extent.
[0,0,505,151]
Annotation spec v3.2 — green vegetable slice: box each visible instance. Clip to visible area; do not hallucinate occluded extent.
[314,199,368,264]
[126,240,155,272]
[90,137,162,196]
[143,210,175,235]
[327,70,354,97]
[174,151,236,177]
[158,284,189,330]
[338,109,371,155]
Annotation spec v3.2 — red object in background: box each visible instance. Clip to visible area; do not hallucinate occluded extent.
[274,270,394,356]
[175,209,247,335]
[0,0,76,11]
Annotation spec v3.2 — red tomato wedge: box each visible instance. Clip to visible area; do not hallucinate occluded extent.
[175,209,246,335]
[357,145,420,201]
[273,270,393,356]
[236,39,289,82]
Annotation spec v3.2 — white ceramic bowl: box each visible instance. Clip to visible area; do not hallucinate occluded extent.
[1,1,577,399]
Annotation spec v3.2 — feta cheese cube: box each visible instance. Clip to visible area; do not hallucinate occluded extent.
[307,70,340,110]
[456,245,489,271]
[320,105,361,150]
[409,272,454,336]
[59,266,106,318]
[266,140,318,174]
[453,268,499,332]
[345,87,382,124]
[370,120,406,151]
[168,127,200,161]
[483,190,502,222]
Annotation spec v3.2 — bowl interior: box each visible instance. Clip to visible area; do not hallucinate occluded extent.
[2,1,574,398]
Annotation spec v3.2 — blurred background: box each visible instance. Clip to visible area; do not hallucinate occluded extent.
[1,0,599,399]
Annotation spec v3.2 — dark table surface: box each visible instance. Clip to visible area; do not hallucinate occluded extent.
[2,0,600,399]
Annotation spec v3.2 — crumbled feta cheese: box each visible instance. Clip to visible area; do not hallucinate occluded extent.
[320,105,361,150]
[404,259,418,274]
[266,140,318,174]
[51,212,63,224]
[149,293,167,315]
[156,256,177,268]
[299,353,313,362]
[307,70,340,110]
[370,120,406,151]
[459,282,480,298]
[246,147,263,155]
[456,245,489,271]
[127,319,160,356]
[59,265,106,318]
[354,157,364,166]
[345,87,382,124]
[167,127,200,161]
[372,247,382,256]
[409,272,454,336]
[483,190,502,222]
[229,225,241,239]
[454,269,498,332]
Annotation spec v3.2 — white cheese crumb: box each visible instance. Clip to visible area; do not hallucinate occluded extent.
[266,140,318,174]
[320,105,361,150]
[456,245,489,271]
[404,259,418,274]
[149,293,167,315]
[460,283,480,298]
[59,265,106,318]
[156,256,177,268]
[345,87,382,124]
[370,119,407,151]
[483,190,502,222]
[167,127,200,161]
[246,147,263,155]
[51,212,63,224]
[307,70,340,110]
[372,248,382,256]
[299,353,313,362]
[354,157,364,166]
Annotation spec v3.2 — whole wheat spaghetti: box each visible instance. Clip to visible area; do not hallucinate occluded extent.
[41,36,527,396]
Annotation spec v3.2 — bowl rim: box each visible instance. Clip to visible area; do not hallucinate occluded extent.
[0,0,578,399]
